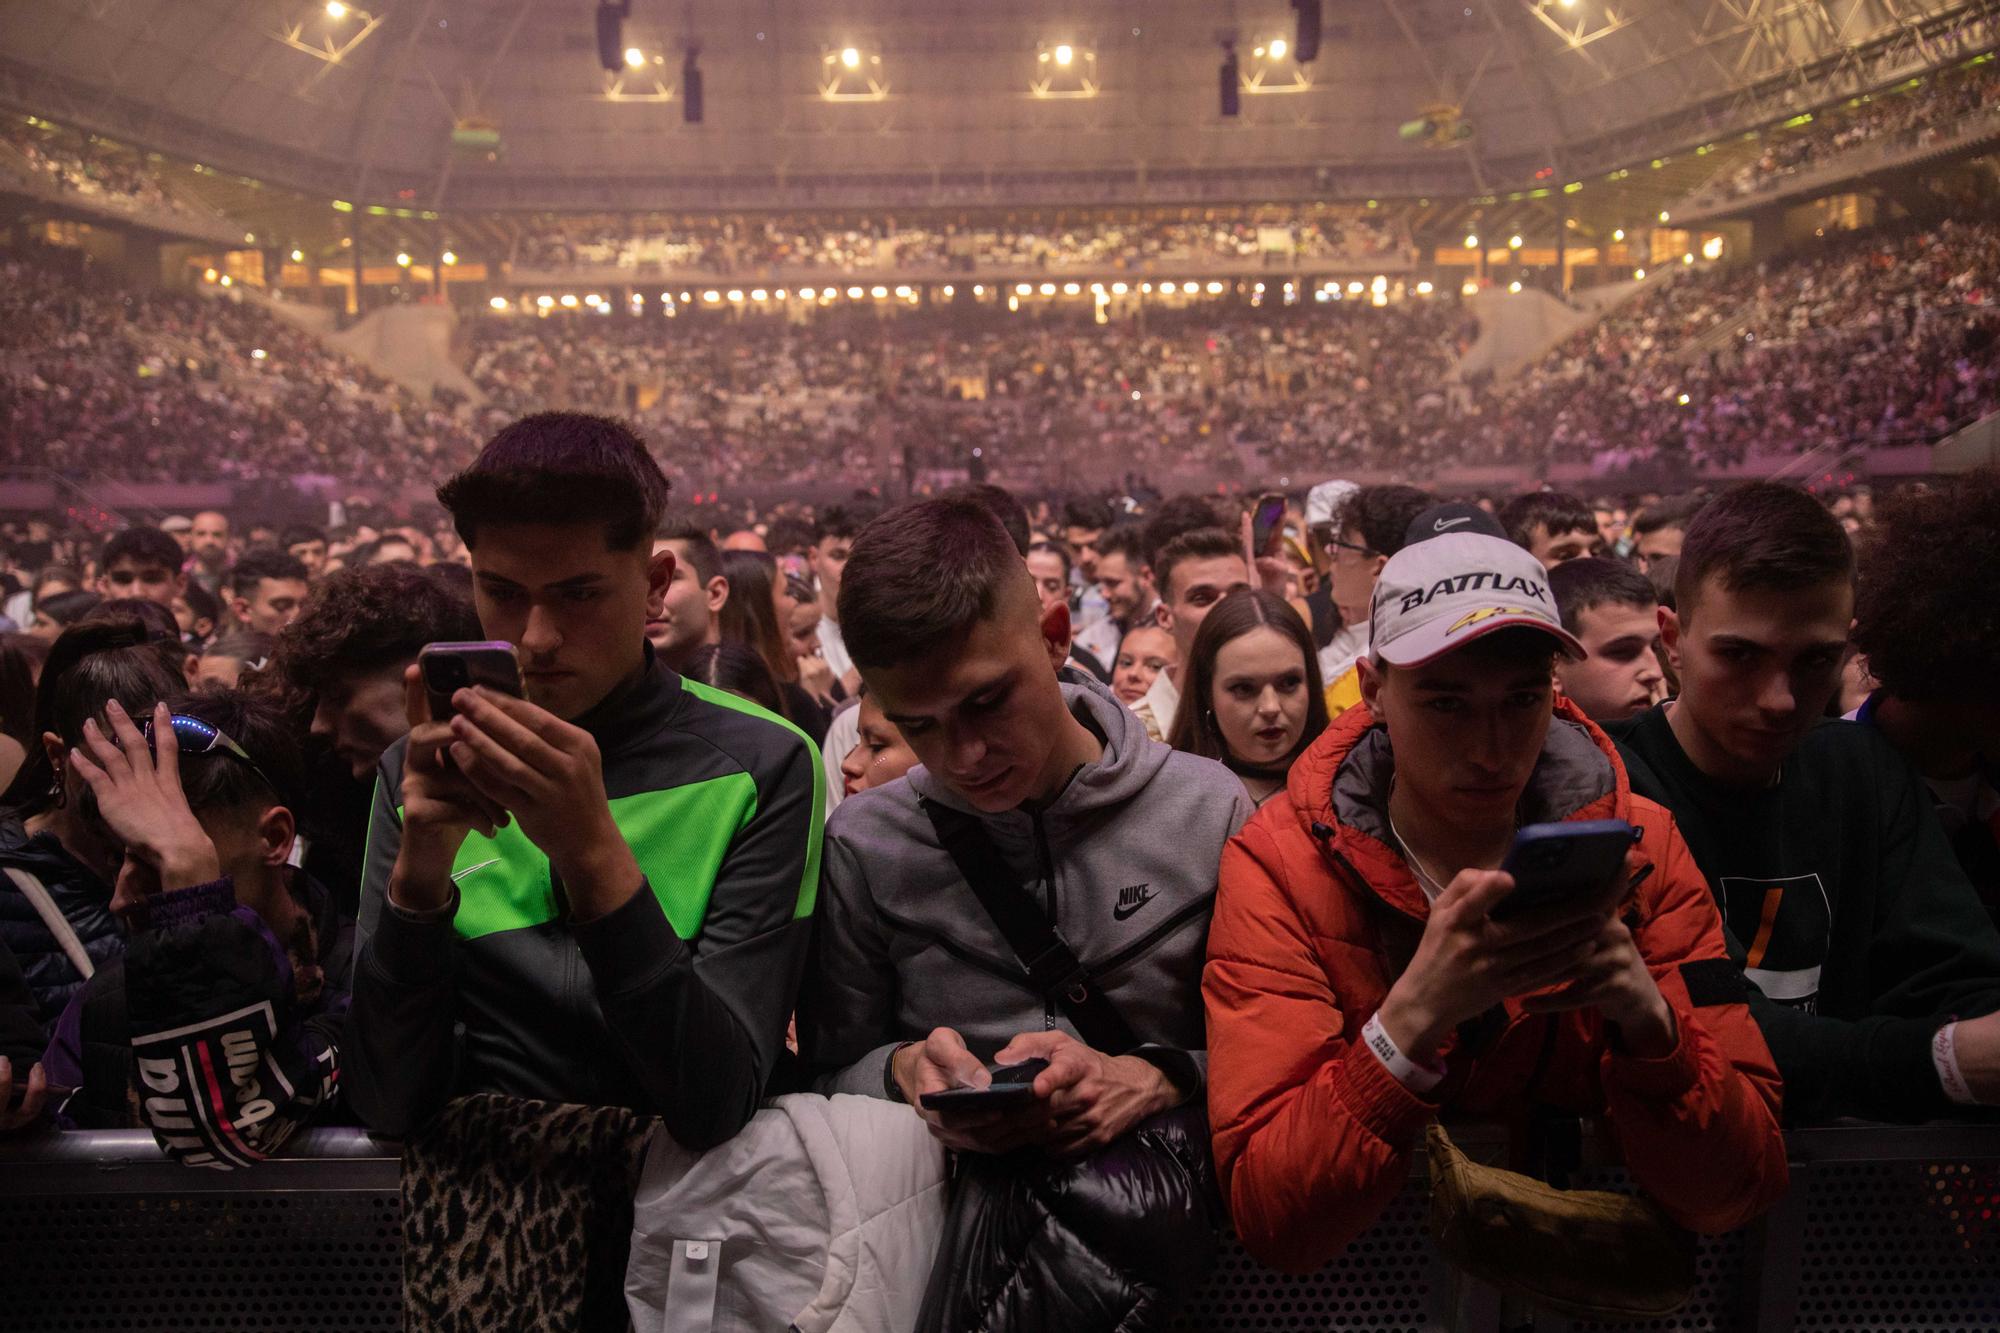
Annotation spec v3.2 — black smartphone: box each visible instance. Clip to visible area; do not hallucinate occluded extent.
[1491,820,1638,920]
[918,1058,1050,1113]
[419,641,524,721]
[1252,492,1288,558]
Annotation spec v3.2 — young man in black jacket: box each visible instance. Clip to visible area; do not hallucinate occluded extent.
[348,413,823,1149]
[1612,483,2000,1122]
[42,689,349,1167]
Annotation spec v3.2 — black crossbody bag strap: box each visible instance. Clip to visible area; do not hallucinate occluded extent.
[921,798,1140,1055]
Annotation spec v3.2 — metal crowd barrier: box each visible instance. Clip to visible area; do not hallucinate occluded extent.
[1,1124,1994,1332]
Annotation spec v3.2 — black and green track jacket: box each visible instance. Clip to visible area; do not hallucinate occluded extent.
[346,651,824,1149]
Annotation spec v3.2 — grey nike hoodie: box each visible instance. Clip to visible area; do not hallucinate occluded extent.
[799,677,1253,1098]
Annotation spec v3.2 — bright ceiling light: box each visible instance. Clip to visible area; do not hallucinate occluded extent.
[1416,281,1434,295]
[1347,280,1364,294]
[727,289,745,301]
[1464,234,1479,249]
[1205,281,1224,294]
[395,251,411,267]
[536,295,553,309]
[1182,281,1199,295]
[800,287,817,299]
[441,250,458,266]
[1702,236,1725,260]
[846,286,863,299]
[1111,282,1128,295]
[1054,43,1073,66]
[325,1,347,17]
[1508,235,1523,249]
[1633,268,1646,280]
[289,249,303,262]
[871,285,888,299]
[1612,228,1625,242]
[1040,283,1057,296]
[841,47,861,69]
[1269,37,1288,59]
[1659,210,1671,223]
[251,348,266,360]
[1063,282,1081,295]
[490,296,510,310]
[751,288,768,301]
[559,294,578,307]
[1508,280,1523,293]
[624,47,645,69]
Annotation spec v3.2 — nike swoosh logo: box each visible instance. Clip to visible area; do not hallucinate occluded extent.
[1434,516,1472,532]
[1112,891,1157,921]
[450,857,502,883]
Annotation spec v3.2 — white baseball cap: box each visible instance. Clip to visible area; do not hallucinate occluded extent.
[1369,530,1585,668]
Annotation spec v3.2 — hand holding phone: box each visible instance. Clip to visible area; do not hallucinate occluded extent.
[419,642,524,722]
[1491,820,1639,921]
[919,1058,1051,1113]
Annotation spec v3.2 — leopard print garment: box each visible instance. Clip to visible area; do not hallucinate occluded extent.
[402,1093,656,1333]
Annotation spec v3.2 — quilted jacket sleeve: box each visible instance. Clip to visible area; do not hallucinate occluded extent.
[1203,821,1436,1274]
[1599,802,1789,1234]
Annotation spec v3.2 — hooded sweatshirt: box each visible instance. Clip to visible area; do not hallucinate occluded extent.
[1206,699,1788,1274]
[800,678,1252,1097]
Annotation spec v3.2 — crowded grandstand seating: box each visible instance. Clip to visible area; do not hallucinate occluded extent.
[1,124,209,222]
[1702,59,2000,203]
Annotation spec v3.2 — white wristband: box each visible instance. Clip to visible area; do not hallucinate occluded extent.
[1362,1012,1445,1094]
[1933,1021,1978,1106]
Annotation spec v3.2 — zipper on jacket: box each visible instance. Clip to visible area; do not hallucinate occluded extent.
[1031,811,1058,1031]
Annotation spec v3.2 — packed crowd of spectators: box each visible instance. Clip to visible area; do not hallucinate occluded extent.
[0,255,482,487]
[1708,60,2000,201]
[1452,219,2000,472]
[1,124,206,220]
[514,214,1410,275]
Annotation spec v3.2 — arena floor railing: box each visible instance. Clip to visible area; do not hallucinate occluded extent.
[1,1122,1994,1332]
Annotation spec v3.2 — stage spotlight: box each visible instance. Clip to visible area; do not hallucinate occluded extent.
[289,249,303,262]
[441,250,458,266]
[1659,210,1671,222]
[624,47,644,69]
[1612,228,1625,242]
[1219,44,1239,116]
[1269,38,1287,60]
[1055,43,1073,66]
[536,295,554,309]
[683,49,703,123]
[395,251,412,267]
[1464,234,1479,249]
[1634,268,1646,280]
[490,297,510,311]
[1291,0,1322,62]
[1508,234,1522,249]
[1508,280,1522,293]
[841,47,861,69]
[325,1,347,17]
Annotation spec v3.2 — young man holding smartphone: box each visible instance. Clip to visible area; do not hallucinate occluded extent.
[347,413,823,1150]
[1205,518,1788,1273]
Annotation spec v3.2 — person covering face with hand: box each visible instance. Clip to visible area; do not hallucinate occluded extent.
[1205,509,1788,1274]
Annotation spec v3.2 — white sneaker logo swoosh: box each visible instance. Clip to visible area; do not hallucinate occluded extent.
[1434,516,1472,532]
[450,857,502,884]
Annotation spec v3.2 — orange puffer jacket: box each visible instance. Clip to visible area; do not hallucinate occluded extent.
[1204,699,1788,1274]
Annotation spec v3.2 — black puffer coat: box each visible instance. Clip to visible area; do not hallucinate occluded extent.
[0,820,121,1031]
[914,1106,1221,1333]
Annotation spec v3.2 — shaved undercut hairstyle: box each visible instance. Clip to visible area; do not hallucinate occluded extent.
[837,498,1026,671]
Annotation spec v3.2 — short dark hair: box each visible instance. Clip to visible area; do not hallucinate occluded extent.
[941,485,1029,556]
[163,689,305,817]
[82,597,183,644]
[657,523,723,584]
[276,563,481,696]
[1166,589,1327,764]
[281,524,327,549]
[1548,557,1659,635]
[1026,539,1072,577]
[1499,491,1596,550]
[1676,483,1853,619]
[227,547,309,596]
[1141,495,1224,570]
[180,581,220,626]
[101,526,182,573]
[1345,485,1434,559]
[1853,472,2000,702]
[814,500,886,546]
[1645,555,1679,612]
[36,588,102,629]
[838,498,1025,670]
[1095,526,1147,570]
[437,412,671,551]
[1062,496,1114,533]
[1154,528,1244,603]
[681,642,785,717]
[1633,493,1709,538]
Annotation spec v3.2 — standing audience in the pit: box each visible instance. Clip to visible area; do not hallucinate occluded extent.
[0,615,188,1025]
[191,630,273,692]
[1549,557,1669,724]
[680,640,787,718]
[836,688,920,799]
[646,525,730,672]
[1317,483,1433,709]
[184,511,231,597]
[801,497,1250,1316]
[40,690,349,1165]
[1614,483,2000,1120]
[28,589,100,642]
[283,525,330,580]
[1499,489,1599,569]
[276,562,484,785]
[348,412,823,1149]
[1111,623,1178,708]
[95,527,184,608]
[1131,527,1252,743]
[1074,526,1158,675]
[1847,471,2000,924]
[223,548,311,637]
[1167,589,1328,808]
[1205,518,1788,1272]
[1630,494,1707,573]
[719,547,830,742]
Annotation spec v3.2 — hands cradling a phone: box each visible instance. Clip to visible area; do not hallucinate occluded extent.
[892,1026,1183,1158]
[387,652,642,924]
[1373,845,1676,1069]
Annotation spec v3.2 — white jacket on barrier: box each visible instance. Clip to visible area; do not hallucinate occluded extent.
[625,1093,949,1333]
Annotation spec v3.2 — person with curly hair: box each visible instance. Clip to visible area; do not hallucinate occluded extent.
[1849,472,2000,924]
[274,562,480,782]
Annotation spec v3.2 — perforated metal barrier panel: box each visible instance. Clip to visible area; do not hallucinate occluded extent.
[2,1124,1994,1333]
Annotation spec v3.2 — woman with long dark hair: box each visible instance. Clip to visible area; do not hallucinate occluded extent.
[1167,589,1328,807]
[719,549,831,741]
